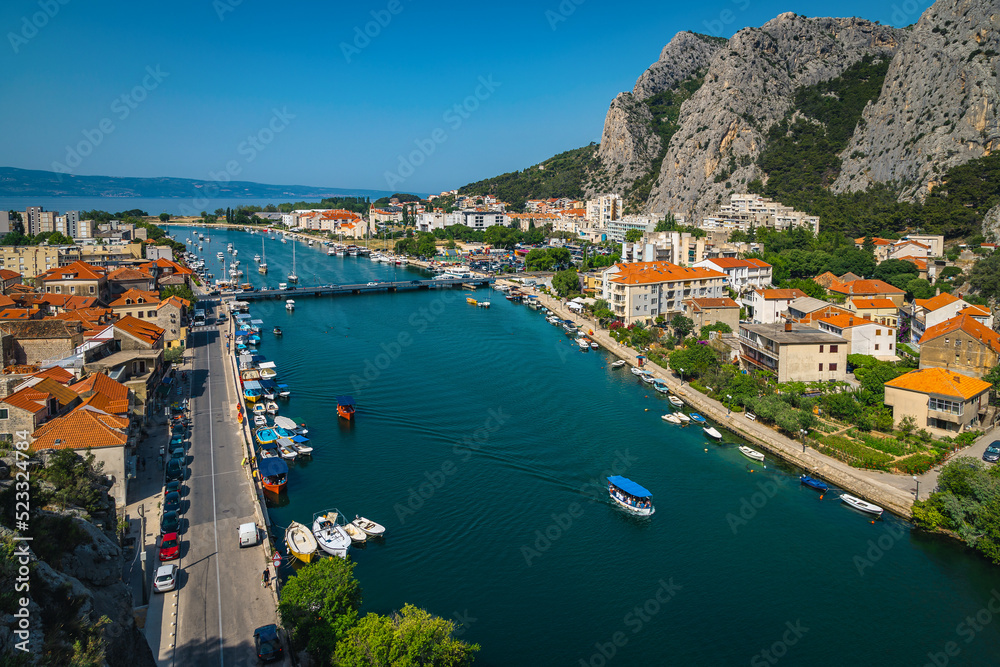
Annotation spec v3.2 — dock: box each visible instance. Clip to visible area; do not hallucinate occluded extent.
[225,277,492,301]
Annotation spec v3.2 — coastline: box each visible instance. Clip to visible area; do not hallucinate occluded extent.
[523,287,919,519]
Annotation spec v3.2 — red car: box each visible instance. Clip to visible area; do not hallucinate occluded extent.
[159,532,180,561]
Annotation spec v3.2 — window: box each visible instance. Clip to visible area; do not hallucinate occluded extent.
[889,343,893,350]
[955,339,962,348]
[148,310,156,318]
[875,344,880,351]
[830,345,838,353]
[876,329,882,335]
[929,397,963,415]
[0,408,8,420]
[819,345,824,353]
[829,363,838,371]
[818,363,824,371]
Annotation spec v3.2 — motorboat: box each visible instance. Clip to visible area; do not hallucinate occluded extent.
[278,282,287,290]
[278,444,298,460]
[704,426,723,440]
[343,522,367,543]
[243,387,263,402]
[290,439,313,456]
[252,403,266,416]
[273,326,282,335]
[661,413,682,425]
[352,516,386,538]
[259,446,279,459]
[253,414,267,427]
[668,396,684,407]
[800,475,830,493]
[265,400,279,415]
[285,521,318,563]
[337,395,356,420]
[653,381,670,394]
[674,412,691,423]
[578,338,590,350]
[276,384,291,398]
[313,511,351,559]
[611,360,626,369]
[607,475,654,516]
[285,299,295,311]
[255,427,278,445]
[630,366,646,376]
[590,341,599,349]
[478,301,490,308]
[841,494,884,517]
[273,416,307,435]
[259,367,277,380]
[640,373,656,384]
[689,413,707,423]
[739,445,764,461]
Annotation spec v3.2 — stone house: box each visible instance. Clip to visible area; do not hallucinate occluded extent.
[0,320,84,367]
[918,314,1000,378]
[106,266,156,296]
[113,315,165,351]
[683,297,740,332]
[35,260,110,304]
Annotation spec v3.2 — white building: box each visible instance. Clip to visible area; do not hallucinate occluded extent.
[693,257,773,292]
[606,216,654,243]
[621,231,708,266]
[817,313,896,357]
[701,194,819,235]
[743,288,808,324]
[586,194,623,224]
[601,261,727,325]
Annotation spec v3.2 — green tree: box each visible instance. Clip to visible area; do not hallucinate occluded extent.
[625,229,643,243]
[279,557,362,658]
[862,235,875,256]
[777,278,826,299]
[668,343,719,379]
[160,284,195,303]
[159,212,170,223]
[699,322,732,339]
[670,314,694,340]
[906,278,935,300]
[552,268,579,297]
[335,604,480,667]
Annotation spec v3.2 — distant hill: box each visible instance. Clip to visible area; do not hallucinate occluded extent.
[0,166,396,200]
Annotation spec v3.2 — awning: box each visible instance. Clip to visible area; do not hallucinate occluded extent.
[251,319,264,324]
[244,380,262,389]
[273,416,297,429]
[276,437,294,447]
[258,458,287,475]
[235,314,251,320]
[336,395,355,406]
[607,475,652,498]
[259,361,276,369]
[291,434,310,443]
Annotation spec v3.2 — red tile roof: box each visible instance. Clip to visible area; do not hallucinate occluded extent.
[109,289,160,308]
[31,366,75,385]
[0,269,21,281]
[106,267,153,281]
[36,260,106,282]
[30,408,128,451]
[754,288,807,300]
[707,258,772,269]
[885,367,991,401]
[919,314,1000,354]
[608,262,726,285]
[70,373,130,414]
[828,279,905,296]
[915,292,962,312]
[817,313,876,329]
[114,315,164,346]
[687,297,740,310]
[850,298,898,309]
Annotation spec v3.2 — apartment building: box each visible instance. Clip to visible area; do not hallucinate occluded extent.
[700,194,820,236]
[739,321,848,383]
[816,313,896,357]
[601,262,727,326]
[694,257,772,292]
[907,292,993,346]
[585,194,623,224]
[917,314,1000,378]
[0,246,79,278]
[742,288,808,324]
[606,216,654,243]
[827,279,906,307]
[620,231,708,266]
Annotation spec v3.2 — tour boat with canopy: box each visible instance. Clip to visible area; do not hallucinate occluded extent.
[337,395,356,420]
[258,457,288,493]
[607,475,655,516]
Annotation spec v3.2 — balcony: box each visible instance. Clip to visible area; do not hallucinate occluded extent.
[927,407,962,423]
[741,353,777,371]
[739,336,779,359]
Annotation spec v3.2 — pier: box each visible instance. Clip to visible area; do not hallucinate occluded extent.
[224,277,492,301]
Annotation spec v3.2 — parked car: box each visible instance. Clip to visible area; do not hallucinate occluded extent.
[239,522,258,547]
[253,624,283,663]
[410,280,421,285]
[366,282,378,286]
[159,532,180,561]
[160,511,180,535]
[166,459,185,481]
[983,443,1000,463]
[163,491,181,514]
[164,480,182,495]
[153,563,178,593]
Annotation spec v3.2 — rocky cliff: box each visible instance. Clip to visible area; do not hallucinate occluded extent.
[833,0,1000,200]
[641,14,904,219]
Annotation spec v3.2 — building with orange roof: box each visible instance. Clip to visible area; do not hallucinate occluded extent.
[694,257,773,292]
[853,236,933,263]
[683,297,740,332]
[35,260,110,303]
[29,406,132,505]
[813,271,841,289]
[828,279,906,307]
[816,313,896,357]
[600,262,727,325]
[0,309,39,320]
[155,295,189,347]
[109,289,161,321]
[114,315,164,351]
[917,314,1000,378]
[107,266,155,295]
[846,297,900,327]
[739,321,848,383]
[70,372,133,417]
[785,296,854,324]
[0,376,81,442]
[0,269,22,294]
[742,288,808,324]
[908,292,991,345]
[884,367,991,436]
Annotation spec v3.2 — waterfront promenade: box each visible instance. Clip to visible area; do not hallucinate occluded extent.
[528,288,925,518]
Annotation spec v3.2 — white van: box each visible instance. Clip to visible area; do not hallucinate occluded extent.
[238,523,258,547]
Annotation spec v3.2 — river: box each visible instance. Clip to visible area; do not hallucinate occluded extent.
[173,225,1000,666]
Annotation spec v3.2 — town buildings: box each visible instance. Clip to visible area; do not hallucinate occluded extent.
[738,321,848,383]
[699,194,820,235]
[884,368,991,436]
[601,262,727,325]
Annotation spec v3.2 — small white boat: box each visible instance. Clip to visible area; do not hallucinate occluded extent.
[661,413,682,425]
[259,367,277,380]
[291,441,313,456]
[285,299,295,311]
[611,360,626,369]
[590,342,599,349]
[578,339,590,350]
[641,373,656,384]
[313,512,351,558]
[478,301,490,308]
[704,426,723,440]
[265,400,279,415]
[352,515,386,538]
[674,412,691,423]
[738,445,764,461]
[343,522,367,543]
[278,444,298,460]
[253,414,267,427]
[668,396,684,407]
[841,494,884,517]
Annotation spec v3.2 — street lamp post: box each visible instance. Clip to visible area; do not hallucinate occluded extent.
[727,395,732,415]
[800,429,807,453]
[679,368,685,385]
[913,475,920,499]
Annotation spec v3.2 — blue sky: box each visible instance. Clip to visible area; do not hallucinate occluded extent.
[0,0,934,196]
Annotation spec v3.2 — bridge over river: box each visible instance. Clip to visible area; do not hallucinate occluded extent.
[219,277,493,302]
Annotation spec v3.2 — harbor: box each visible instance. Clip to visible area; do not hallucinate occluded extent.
[176,226,1000,666]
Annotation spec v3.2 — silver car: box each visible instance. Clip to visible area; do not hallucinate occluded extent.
[153,563,178,593]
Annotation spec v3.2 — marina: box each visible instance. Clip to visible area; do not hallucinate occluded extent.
[175,225,1000,666]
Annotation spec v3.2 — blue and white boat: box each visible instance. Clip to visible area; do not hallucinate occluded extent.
[689,413,706,424]
[607,475,655,516]
[800,475,829,493]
